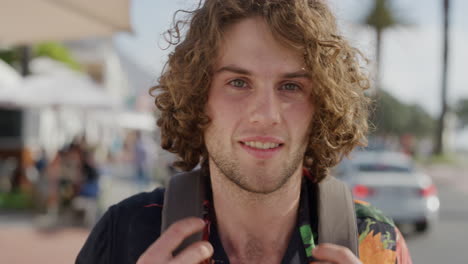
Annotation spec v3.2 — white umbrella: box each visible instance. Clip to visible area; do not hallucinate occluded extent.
[0,59,22,106]
[118,111,155,131]
[9,57,118,109]
[0,59,21,87]
[0,0,131,45]
[16,72,117,109]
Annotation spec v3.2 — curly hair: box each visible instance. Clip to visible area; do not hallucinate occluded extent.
[151,0,370,182]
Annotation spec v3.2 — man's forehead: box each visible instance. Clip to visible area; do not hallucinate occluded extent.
[213,17,307,75]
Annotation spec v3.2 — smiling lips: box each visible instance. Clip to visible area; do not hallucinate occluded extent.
[243,141,280,149]
[240,138,284,159]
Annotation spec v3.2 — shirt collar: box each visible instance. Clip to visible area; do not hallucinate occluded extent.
[202,172,317,263]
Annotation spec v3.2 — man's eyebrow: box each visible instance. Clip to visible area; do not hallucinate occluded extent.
[282,71,312,79]
[215,65,311,79]
[215,65,252,75]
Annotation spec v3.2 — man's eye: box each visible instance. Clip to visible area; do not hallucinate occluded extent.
[229,79,247,88]
[280,83,301,91]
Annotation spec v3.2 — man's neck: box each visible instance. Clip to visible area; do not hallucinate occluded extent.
[210,167,303,264]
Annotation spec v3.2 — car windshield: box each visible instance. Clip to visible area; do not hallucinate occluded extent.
[357,163,412,173]
[350,151,414,173]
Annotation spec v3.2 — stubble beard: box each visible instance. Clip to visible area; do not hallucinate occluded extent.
[208,142,307,195]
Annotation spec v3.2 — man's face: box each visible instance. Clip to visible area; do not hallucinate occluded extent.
[204,17,314,194]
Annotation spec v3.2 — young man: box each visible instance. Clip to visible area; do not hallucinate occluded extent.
[77,0,412,263]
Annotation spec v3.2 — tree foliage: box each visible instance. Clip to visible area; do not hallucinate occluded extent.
[363,0,404,91]
[370,89,435,138]
[0,49,17,65]
[34,42,81,70]
[0,42,81,71]
[364,0,398,31]
[455,98,468,127]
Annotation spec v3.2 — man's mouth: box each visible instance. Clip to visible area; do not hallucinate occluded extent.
[241,141,281,150]
[239,140,284,159]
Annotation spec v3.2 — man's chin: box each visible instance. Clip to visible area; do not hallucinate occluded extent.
[231,172,292,195]
[233,182,282,195]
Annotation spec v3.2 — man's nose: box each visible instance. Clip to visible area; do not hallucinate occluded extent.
[248,85,281,126]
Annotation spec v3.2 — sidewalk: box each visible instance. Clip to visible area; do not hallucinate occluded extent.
[0,225,89,264]
[0,172,160,264]
[0,210,89,264]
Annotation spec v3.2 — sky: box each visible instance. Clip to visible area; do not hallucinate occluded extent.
[114,0,467,117]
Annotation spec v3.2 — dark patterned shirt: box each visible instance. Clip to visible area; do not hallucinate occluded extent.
[76,177,412,264]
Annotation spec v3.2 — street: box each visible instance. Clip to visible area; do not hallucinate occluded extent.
[405,164,468,263]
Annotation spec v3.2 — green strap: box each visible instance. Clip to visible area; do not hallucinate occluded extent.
[299,224,316,258]
[297,178,317,261]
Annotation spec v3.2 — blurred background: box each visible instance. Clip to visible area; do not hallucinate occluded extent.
[0,0,466,263]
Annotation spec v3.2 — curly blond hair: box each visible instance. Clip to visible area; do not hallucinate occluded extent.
[151,0,370,182]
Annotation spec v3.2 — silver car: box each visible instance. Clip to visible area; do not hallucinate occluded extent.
[335,151,440,233]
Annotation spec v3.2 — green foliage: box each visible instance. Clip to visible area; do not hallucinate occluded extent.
[0,191,33,209]
[455,98,468,127]
[1,42,82,72]
[406,104,436,136]
[355,202,395,226]
[363,0,407,32]
[34,42,82,71]
[425,153,458,165]
[364,0,398,31]
[0,49,18,65]
[370,90,435,138]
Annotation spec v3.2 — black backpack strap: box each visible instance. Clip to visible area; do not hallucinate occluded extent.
[317,176,359,257]
[161,169,206,255]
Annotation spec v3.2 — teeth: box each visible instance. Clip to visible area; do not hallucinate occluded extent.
[244,141,280,149]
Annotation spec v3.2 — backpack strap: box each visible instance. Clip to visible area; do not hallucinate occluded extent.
[161,169,359,258]
[161,169,206,255]
[317,176,359,257]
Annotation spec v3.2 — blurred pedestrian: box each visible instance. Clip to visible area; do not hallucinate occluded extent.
[40,143,83,226]
[73,149,100,227]
[34,148,48,174]
[32,148,49,212]
[133,131,148,188]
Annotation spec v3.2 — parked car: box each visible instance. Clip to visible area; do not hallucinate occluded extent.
[335,151,440,233]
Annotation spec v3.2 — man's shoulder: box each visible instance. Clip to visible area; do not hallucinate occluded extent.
[114,187,166,211]
[353,199,396,238]
[101,187,166,239]
[353,200,394,226]
[102,187,167,245]
[76,188,167,264]
[353,200,407,262]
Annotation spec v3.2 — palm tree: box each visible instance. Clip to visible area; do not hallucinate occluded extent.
[434,0,451,155]
[364,0,398,93]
